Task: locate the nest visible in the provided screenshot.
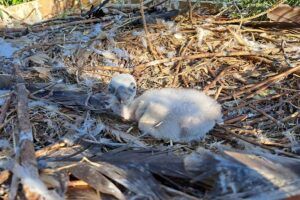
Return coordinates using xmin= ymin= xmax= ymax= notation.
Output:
xmin=0 ymin=1 xmax=299 ymax=199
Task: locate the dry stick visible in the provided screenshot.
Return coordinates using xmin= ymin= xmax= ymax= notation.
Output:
xmin=31 ymin=18 xmax=111 ymax=32
xmin=32 ymin=15 xmax=85 ymax=27
xmin=282 ymin=111 xmax=299 ymax=123
xmin=229 ymin=64 xmax=300 ymax=100
xmin=35 ymin=142 xmax=66 ymax=158
xmin=247 ymin=56 xmax=274 ymax=65
xmin=224 ymin=114 xmax=248 ymax=124
xmin=227 ymin=27 xmax=248 ymax=47
xmin=29 ymin=81 xmax=61 ymax=97
xmin=0 ymin=116 xmax=14 ymax=132
xmin=15 ymin=83 xmax=41 ymax=199
xmin=145 ymin=0 xmax=168 ymax=11
xmin=107 ymin=3 xmax=148 ymax=9
xmin=172 ymin=38 xmax=194 ymax=87
xmin=223 ymin=92 xmax=286 ymax=116
xmin=247 ymin=103 xmax=283 ymax=127
xmin=1 ymin=18 xmax=105 ymax=35
xmin=214 ymin=85 xmax=223 ymax=100
xmin=203 ymin=65 xmax=234 ymax=93
xmin=9 ymin=64 xmax=47 ymax=199
xmin=213 ymin=0 xmax=286 ymax=24
xmin=243 ymin=81 xmax=274 ymax=99
xmin=188 ymin=0 xmax=193 ymax=23
xmin=134 ymin=51 xmax=260 ymax=75
xmin=247 ymin=116 xmax=269 ymax=126
xmin=162 ymin=185 xmax=199 ymax=200
xmin=218 ymin=125 xmax=300 ymax=158
xmin=140 ymin=0 xmax=158 ymax=59
xmin=0 ymin=92 xmax=12 ymax=124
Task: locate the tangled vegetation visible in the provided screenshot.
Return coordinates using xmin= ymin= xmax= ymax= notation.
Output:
xmin=216 ymin=0 xmax=300 ymax=18
xmin=0 ymin=0 xmax=299 ymax=21
xmin=0 ymin=0 xmax=299 ymax=7
xmin=0 ymin=0 xmax=30 ymax=6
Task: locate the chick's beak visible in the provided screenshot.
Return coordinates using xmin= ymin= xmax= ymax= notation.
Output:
xmin=116 ymin=86 xmax=129 ymax=104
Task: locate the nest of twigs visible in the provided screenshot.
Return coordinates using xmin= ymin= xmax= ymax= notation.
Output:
xmin=0 ymin=1 xmax=299 ymax=199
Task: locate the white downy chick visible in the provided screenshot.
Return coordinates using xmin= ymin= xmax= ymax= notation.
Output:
xmin=108 ymin=74 xmax=223 ymax=142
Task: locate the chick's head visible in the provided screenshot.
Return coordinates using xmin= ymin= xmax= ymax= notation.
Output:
xmin=108 ymin=73 xmax=137 ymax=105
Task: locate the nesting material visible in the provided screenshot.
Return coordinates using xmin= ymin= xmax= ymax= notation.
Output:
xmin=1 ymin=2 xmax=300 ymax=199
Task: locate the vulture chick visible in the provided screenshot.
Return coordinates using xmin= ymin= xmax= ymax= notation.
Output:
xmin=108 ymin=74 xmax=222 ymax=142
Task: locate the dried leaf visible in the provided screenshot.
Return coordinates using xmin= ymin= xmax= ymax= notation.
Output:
xmin=28 ymin=53 xmax=51 ymax=65
xmin=39 ymin=173 xmax=61 ymax=188
xmin=70 ymin=163 xmax=125 ymax=200
xmin=32 ymin=67 xmax=52 ymax=79
xmin=66 ymin=186 xmax=100 ymax=200
xmin=82 ymin=159 xmax=169 ymax=199
xmin=107 ymin=127 xmax=147 ymax=147
xmin=232 ymin=73 xmax=247 ymax=83
xmin=267 ymin=4 xmax=300 ymax=23
xmin=0 ymin=170 xmax=10 ymax=185
xmin=101 ymin=51 xmax=117 ymax=60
